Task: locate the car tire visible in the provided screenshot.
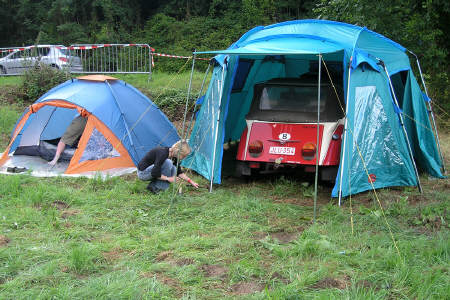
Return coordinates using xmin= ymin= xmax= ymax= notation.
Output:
xmin=319 ymin=166 xmax=338 ymax=183
xmin=0 ymin=66 xmax=6 ymax=74
xmin=235 ymin=161 xmax=252 ymax=178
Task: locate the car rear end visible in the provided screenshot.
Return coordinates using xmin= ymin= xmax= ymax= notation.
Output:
xmin=235 ymin=77 xmax=344 ymax=180
xmin=44 ymin=47 xmax=83 ymax=72
xmin=56 ymin=48 xmax=83 ymax=72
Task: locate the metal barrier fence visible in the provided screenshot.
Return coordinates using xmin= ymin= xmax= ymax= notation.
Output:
xmin=0 ymin=44 xmax=153 ymax=77
xmin=69 ymin=44 xmax=153 ymax=74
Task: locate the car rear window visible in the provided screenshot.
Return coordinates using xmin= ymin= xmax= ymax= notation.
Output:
xmin=259 ymin=85 xmax=327 ymax=113
xmin=248 ymin=83 xmax=344 ymax=122
xmin=10 ymin=51 xmax=24 ymax=59
xmin=37 ymin=47 xmax=50 ymax=56
xmin=59 ymin=49 xmax=72 ymax=56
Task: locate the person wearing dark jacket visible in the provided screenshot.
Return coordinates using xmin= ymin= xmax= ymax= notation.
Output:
xmin=137 ymin=140 xmax=199 ymax=194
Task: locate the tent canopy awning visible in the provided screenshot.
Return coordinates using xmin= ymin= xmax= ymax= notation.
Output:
xmin=195 ymin=37 xmax=381 ymax=71
xmin=195 ymin=36 xmax=346 ymax=56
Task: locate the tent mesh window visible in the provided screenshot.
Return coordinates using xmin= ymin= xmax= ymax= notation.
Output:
xmin=79 ymin=128 xmax=120 ymax=162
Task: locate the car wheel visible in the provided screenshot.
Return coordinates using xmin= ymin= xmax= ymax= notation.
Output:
xmin=0 ymin=66 xmax=6 ymax=74
xmin=50 ymin=64 xmax=59 ymax=70
xmin=235 ymin=161 xmax=252 ymax=178
xmin=319 ymin=166 xmax=338 ymax=184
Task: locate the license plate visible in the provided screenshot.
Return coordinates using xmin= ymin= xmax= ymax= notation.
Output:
xmin=269 ymin=146 xmax=295 ymax=155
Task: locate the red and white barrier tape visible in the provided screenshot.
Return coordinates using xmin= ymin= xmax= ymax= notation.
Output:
xmin=0 ymin=45 xmax=37 ymax=53
xmin=1 ymin=44 xmax=155 ymax=53
xmin=1 ymin=45 xmax=212 ymax=65
xmin=152 ymin=52 xmax=210 ymax=61
xmin=64 ymin=44 xmax=155 ymax=51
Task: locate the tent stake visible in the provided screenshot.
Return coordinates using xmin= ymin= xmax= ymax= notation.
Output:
xmin=381 ymin=61 xmax=423 ymax=193
xmin=313 ymin=54 xmax=322 ymax=223
xmin=338 ymin=60 xmax=353 ymax=205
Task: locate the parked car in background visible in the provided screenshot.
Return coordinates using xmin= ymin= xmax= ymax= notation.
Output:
xmin=0 ymin=45 xmax=82 ymax=74
xmin=235 ymin=74 xmax=345 ymax=181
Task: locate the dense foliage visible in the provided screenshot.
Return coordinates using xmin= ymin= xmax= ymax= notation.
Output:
xmin=315 ymin=0 xmax=449 ymax=111
xmin=21 ymin=65 xmax=72 ymax=103
xmin=0 ymin=0 xmax=448 ymax=107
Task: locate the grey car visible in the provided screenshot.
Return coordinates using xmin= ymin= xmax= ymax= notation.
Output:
xmin=0 ymin=45 xmax=83 ymax=74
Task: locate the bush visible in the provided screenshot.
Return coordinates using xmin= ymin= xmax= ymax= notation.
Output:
xmin=151 ymin=89 xmax=195 ymax=121
xmin=21 ymin=64 xmax=72 ymax=103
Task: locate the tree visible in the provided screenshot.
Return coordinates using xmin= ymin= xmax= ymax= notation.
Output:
xmin=314 ymin=0 xmax=449 ymax=109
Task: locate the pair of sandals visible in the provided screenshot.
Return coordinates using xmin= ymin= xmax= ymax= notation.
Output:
xmin=6 ymin=166 xmax=28 ymax=173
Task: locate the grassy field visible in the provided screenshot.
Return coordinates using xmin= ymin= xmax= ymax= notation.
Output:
xmin=0 ymin=74 xmax=449 ymax=299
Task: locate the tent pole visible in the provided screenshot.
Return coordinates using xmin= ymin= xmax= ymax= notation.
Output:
xmin=411 ymin=53 xmax=445 ymax=173
xmin=171 ymin=53 xmax=196 ymax=200
xmin=380 ymin=61 xmax=423 ymax=193
xmin=313 ymin=54 xmax=322 ymax=223
xmin=181 ymin=52 xmax=196 ymax=141
xmin=338 ymin=60 xmax=353 ymax=205
xmin=186 ymin=63 xmax=211 ymax=137
xmin=209 ymin=61 xmax=227 ymax=192
xmin=105 ymin=80 xmax=134 ymax=147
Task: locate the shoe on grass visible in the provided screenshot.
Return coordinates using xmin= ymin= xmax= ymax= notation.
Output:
xmin=146 ymin=183 xmax=161 ymax=195
xmin=6 ymin=166 xmax=28 ymax=173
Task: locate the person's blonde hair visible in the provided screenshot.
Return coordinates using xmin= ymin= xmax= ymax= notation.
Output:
xmin=171 ymin=140 xmax=191 ymax=160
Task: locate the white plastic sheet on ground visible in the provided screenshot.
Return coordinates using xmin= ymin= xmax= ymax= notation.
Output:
xmin=0 ymin=152 xmax=136 ymax=178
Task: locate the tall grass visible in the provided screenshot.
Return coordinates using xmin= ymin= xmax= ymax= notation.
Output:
xmin=0 ymin=76 xmax=22 ymax=86
xmin=101 ymin=71 xmax=209 ymax=121
xmin=0 ymin=103 xmax=21 ymax=149
xmin=0 ymin=171 xmax=447 ymax=299
xmin=0 ymin=73 xmax=448 ymax=299
xmin=114 ymin=71 xmax=209 ymax=96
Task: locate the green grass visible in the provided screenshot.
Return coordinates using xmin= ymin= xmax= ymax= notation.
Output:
xmin=0 ymin=103 xmax=22 ymax=149
xmin=115 ymin=71 xmax=211 ymax=122
xmin=115 ymin=70 xmax=209 ymax=93
xmin=0 ymin=171 xmax=448 ymax=299
xmin=0 ymin=73 xmax=449 ymax=299
xmin=0 ymin=76 xmax=22 ymax=86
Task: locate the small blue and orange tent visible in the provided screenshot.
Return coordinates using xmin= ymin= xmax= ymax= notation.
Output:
xmin=0 ymin=75 xmax=179 ymax=175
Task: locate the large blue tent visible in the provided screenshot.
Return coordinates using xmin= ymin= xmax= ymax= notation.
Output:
xmin=183 ymin=19 xmax=444 ymax=197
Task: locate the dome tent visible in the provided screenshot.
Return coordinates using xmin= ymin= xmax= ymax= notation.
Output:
xmin=183 ymin=19 xmax=445 ymax=198
xmin=0 ymin=75 xmax=179 ymax=176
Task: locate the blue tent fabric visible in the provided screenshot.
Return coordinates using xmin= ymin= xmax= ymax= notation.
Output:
xmin=402 ymin=71 xmax=445 ymax=178
xmin=331 ymin=68 xmax=417 ymax=197
xmin=10 ymin=78 xmax=179 ymax=166
xmin=183 ymin=63 xmax=228 ymax=182
xmin=184 ymin=19 xmax=444 ymax=196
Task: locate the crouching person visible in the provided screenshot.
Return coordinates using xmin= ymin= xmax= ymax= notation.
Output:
xmin=137 ymin=140 xmax=199 ymax=194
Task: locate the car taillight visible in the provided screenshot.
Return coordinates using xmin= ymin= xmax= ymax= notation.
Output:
xmin=59 ymin=57 xmax=68 ymax=62
xmin=248 ymin=140 xmax=263 ymax=158
xmin=302 ymin=142 xmax=316 ymax=160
